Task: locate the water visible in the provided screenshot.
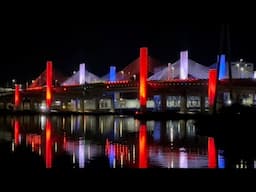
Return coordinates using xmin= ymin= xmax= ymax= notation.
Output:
xmin=0 ymin=115 xmax=252 ymax=169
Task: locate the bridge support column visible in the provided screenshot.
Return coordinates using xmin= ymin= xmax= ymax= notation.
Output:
xmin=179 ymin=120 xmax=186 ymax=138
xmin=200 ymin=95 xmax=205 ymax=113
xmin=14 ymin=84 xmax=21 ymax=110
xmin=30 ymin=99 xmax=35 ymax=111
xmin=71 ymin=99 xmax=77 ymax=112
xmin=180 ymin=95 xmax=187 ymax=113
xmin=80 ymin=99 xmax=84 ymax=113
xmin=109 ymin=98 xmax=115 ymax=112
xmin=95 ymin=98 xmax=99 ymax=111
xmin=253 ymin=93 xmax=256 ymax=105
xmin=114 ymin=92 xmax=120 ymax=109
xmin=161 ymin=95 xmax=167 ymax=112
xmin=232 ymin=91 xmax=241 ymax=104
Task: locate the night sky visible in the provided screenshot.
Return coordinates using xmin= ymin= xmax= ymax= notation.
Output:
xmin=1 ymin=21 xmax=256 ymax=85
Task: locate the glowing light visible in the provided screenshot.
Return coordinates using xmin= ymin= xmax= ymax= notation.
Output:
xmin=14 ymin=119 xmax=20 ymax=145
xmin=208 ymin=69 xmax=217 ymax=108
xmin=110 ymin=66 xmax=116 ymax=82
xmin=139 ymin=47 xmax=148 ymax=111
xmin=153 ymin=121 xmax=161 ymax=142
xmin=254 ymin=71 xmax=256 ymax=79
xmin=180 ymin=50 xmax=188 ymax=80
xmin=15 ymin=84 xmax=20 ymax=108
xmin=40 ymin=103 xmax=47 ymax=112
xmin=79 ymin=63 xmax=85 ymax=85
xmin=139 ymin=123 xmax=148 ymax=168
xmin=218 ymin=150 xmax=225 ymax=169
xmin=45 ymin=118 xmax=52 ymax=168
xmin=179 ymin=149 xmax=188 ymax=168
xmin=219 ymin=54 xmax=227 ymax=80
xmin=79 ymin=140 xmax=85 ymax=168
xmin=208 ymin=137 xmax=217 ymax=168
xmin=46 ymin=61 xmax=53 ymax=109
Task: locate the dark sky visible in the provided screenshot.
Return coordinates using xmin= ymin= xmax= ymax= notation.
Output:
xmin=1 ymin=21 xmax=255 ymax=85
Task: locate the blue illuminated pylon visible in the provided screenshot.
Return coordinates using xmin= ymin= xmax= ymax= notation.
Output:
xmin=219 ymin=54 xmax=227 ymax=80
xmin=110 ymin=66 xmax=116 ymax=82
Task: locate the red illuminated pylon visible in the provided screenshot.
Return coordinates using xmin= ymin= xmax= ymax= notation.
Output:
xmin=139 ymin=48 xmax=148 ymax=112
xmin=46 ymin=61 xmax=53 ymax=109
xmin=208 ymin=69 xmax=217 ymax=108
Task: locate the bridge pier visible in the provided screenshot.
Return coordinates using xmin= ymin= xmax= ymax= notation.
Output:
xmin=80 ymin=99 xmax=84 ymax=113
xmin=14 ymin=84 xmax=21 ymax=110
xmin=200 ymin=95 xmax=206 ymax=113
xmin=114 ymin=92 xmax=120 ymax=109
xmin=180 ymin=95 xmax=187 ymax=113
xmin=160 ymin=94 xmax=167 ymax=112
xmin=232 ymin=91 xmax=241 ymax=104
xmin=30 ymin=99 xmax=35 ymax=111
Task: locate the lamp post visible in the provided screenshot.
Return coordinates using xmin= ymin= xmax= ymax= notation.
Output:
xmin=12 ymin=79 xmax=16 ymax=88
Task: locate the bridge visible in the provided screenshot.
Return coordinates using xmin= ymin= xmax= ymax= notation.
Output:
xmin=1 ymin=48 xmax=256 ymax=114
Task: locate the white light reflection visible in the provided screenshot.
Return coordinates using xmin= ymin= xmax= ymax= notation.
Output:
xmin=11 ymin=141 xmax=14 ymax=152
xmin=87 ymin=145 xmax=91 ymax=159
xmin=121 ymin=154 xmax=124 ymax=168
xmin=179 ymin=148 xmax=188 ymax=169
xmin=39 ymin=147 xmax=42 ymax=156
xmin=170 ymin=127 xmax=174 ymax=143
xmin=32 ymin=142 xmax=35 ymax=152
xmin=40 ymin=115 xmax=46 ymax=130
xmin=100 ymin=119 xmax=104 ymax=134
xmin=79 ymin=140 xmax=85 ymax=168
xmin=72 ymin=153 xmax=76 ymax=165
xmin=54 ymin=142 xmax=58 ymax=153
xmin=133 ymin=145 xmax=136 ymax=164
xmin=71 ymin=116 xmax=74 ymax=134
xmin=62 ymin=117 xmax=65 ymax=130
xmin=120 ymin=120 xmax=123 ymax=137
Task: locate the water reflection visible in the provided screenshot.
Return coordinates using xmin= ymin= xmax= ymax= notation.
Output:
xmin=45 ymin=118 xmax=52 ymax=168
xmin=0 ymin=115 xmax=251 ymax=168
xmin=139 ymin=122 xmax=148 ymax=168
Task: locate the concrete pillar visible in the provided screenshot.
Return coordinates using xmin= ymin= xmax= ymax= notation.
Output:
xmin=14 ymin=84 xmax=21 ymax=110
xmin=200 ymin=95 xmax=205 ymax=113
xmin=71 ymin=99 xmax=76 ymax=112
xmin=114 ymin=92 xmax=120 ymax=109
xmin=232 ymin=91 xmax=240 ymax=104
xmin=110 ymin=98 xmax=115 ymax=112
xmin=30 ymin=99 xmax=34 ymax=111
xmin=180 ymin=95 xmax=187 ymax=113
xmin=253 ymin=93 xmax=256 ymax=105
xmin=161 ymin=95 xmax=167 ymax=112
xmin=95 ymin=98 xmax=99 ymax=111
xmin=80 ymin=99 xmax=84 ymax=113
xmin=179 ymin=120 xmax=186 ymax=139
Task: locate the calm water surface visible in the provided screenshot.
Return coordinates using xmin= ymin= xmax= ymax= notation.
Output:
xmin=0 ymin=115 xmax=253 ymax=169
